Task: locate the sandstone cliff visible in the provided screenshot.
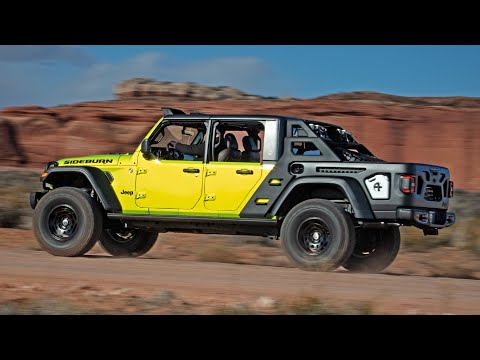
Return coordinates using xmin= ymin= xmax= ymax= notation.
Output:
xmin=1 ymin=78 xmax=479 ymax=191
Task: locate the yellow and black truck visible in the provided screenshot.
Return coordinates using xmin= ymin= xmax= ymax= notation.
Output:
xmin=30 ymin=108 xmax=456 ymax=272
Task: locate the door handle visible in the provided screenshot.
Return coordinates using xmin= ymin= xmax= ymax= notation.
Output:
xmin=236 ymin=169 xmax=254 ymax=175
xmin=183 ymin=168 xmax=200 ymax=173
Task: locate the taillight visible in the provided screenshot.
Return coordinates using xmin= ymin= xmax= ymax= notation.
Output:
xmin=400 ymin=175 xmax=416 ymax=194
xmin=448 ymin=181 xmax=454 ymax=198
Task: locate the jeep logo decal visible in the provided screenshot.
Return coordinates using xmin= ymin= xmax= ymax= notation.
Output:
xmin=64 ymin=159 xmax=114 ymax=165
xmin=121 ymin=190 xmax=134 ymax=196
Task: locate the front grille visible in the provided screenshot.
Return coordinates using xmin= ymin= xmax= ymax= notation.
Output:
xmin=425 ymin=185 xmax=442 ymax=202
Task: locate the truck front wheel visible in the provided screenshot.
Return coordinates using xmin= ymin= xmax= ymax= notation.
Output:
xmin=33 ymin=187 xmax=103 ymax=257
xmin=343 ymin=227 xmax=400 ymax=273
xmin=280 ymin=199 xmax=355 ymax=271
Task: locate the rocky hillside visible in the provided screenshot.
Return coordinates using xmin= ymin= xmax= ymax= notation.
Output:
xmin=114 ymin=78 xmax=291 ymax=101
xmin=1 ymin=78 xmax=479 ymax=191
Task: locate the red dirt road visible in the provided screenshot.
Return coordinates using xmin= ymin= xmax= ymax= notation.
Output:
xmin=0 ymin=246 xmax=479 ymax=314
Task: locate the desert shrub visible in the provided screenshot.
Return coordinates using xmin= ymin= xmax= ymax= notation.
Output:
xmin=0 ymin=206 xmax=23 ymax=228
xmin=400 ymin=190 xmax=480 ymax=255
xmin=0 ymin=298 xmax=97 ymax=315
xmin=274 ymin=296 xmax=374 ymax=315
xmin=0 ymin=169 xmax=41 ymax=229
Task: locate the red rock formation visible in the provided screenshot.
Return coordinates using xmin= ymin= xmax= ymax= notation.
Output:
xmin=1 ymin=83 xmax=479 ymax=191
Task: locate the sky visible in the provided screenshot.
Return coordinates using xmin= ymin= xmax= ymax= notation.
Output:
xmin=0 ymin=45 xmax=479 ymax=108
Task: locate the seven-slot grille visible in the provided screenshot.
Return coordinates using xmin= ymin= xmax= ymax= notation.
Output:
xmin=419 ymin=169 xmax=450 ymax=201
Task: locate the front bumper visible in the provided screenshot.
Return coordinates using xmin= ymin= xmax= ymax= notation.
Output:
xmin=397 ymin=208 xmax=455 ymax=229
xmin=30 ymin=191 xmax=47 ymax=210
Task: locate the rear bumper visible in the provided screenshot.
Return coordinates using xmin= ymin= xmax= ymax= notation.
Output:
xmin=397 ymin=208 xmax=455 ymax=229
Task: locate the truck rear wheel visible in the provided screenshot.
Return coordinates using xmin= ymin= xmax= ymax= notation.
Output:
xmin=99 ymin=229 xmax=158 ymax=257
xmin=280 ymin=199 xmax=355 ymax=271
xmin=343 ymin=227 xmax=400 ymax=273
xmin=33 ymin=187 xmax=103 ymax=257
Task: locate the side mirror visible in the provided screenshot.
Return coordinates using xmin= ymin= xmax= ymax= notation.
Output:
xmin=141 ymin=139 xmax=151 ymax=156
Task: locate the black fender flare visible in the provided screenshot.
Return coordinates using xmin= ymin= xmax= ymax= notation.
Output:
xmin=43 ymin=167 xmax=122 ymax=212
xmin=269 ymin=177 xmax=374 ymax=220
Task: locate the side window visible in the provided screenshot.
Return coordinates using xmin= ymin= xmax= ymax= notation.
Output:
xmin=292 ymin=124 xmax=308 ymax=137
xmin=291 ymin=141 xmax=322 ymax=156
xmin=153 ymin=125 xmax=198 ymax=148
xmin=150 ymin=122 xmax=206 ymax=161
xmin=212 ymin=121 xmax=264 ymax=163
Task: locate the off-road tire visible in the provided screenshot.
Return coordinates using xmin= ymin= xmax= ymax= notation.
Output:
xmin=343 ymin=227 xmax=400 ymax=273
xmin=99 ymin=229 xmax=158 ymax=257
xmin=33 ymin=187 xmax=103 ymax=257
xmin=280 ymin=199 xmax=355 ymax=271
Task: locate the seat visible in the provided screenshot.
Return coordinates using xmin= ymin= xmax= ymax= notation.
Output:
xmin=217 ymin=133 xmax=242 ymax=162
xmin=241 ymin=135 xmax=260 ymax=162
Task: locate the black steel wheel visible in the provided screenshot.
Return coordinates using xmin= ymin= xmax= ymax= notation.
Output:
xmin=99 ymin=229 xmax=157 ymax=257
xmin=281 ymin=199 xmax=355 ymax=271
xmin=33 ymin=187 xmax=103 ymax=256
xmin=343 ymin=227 xmax=400 ymax=273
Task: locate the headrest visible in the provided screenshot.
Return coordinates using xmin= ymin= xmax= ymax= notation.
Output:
xmin=214 ymin=128 xmax=224 ymax=149
xmin=225 ymin=133 xmax=238 ymax=151
xmin=242 ymin=136 xmax=258 ymax=152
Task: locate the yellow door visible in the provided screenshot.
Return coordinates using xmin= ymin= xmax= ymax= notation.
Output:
xmin=204 ymin=162 xmax=262 ymax=211
xmin=135 ymin=155 xmax=204 ymax=210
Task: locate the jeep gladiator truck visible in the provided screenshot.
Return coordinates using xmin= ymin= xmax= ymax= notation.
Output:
xmin=30 ymin=108 xmax=456 ymax=272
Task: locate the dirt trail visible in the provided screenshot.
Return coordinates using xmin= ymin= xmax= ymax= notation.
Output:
xmin=0 ymin=246 xmax=479 ymax=314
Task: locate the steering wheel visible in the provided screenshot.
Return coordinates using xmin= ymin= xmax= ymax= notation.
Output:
xmin=166 ymin=141 xmax=184 ymax=160
xmin=167 ymin=148 xmax=184 ymax=160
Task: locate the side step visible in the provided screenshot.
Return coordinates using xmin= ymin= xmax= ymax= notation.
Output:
xmin=107 ymin=214 xmax=276 ymax=225
xmin=106 ymin=214 xmax=279 ymax=237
